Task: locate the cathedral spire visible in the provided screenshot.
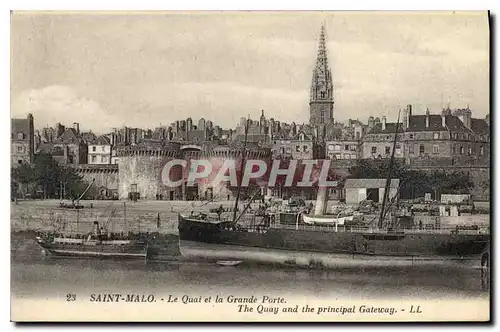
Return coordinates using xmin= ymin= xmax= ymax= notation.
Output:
xmin=316 ymin=23 xmax=328 ymax=68
xmin=309 ymin=23 xmax=334 ymax=129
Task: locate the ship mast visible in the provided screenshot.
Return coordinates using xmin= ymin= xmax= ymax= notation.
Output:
xmin=232 ymin=116 xmax=250 ymax=223
xmin=378 ymin=109 xmax=401 ymax=229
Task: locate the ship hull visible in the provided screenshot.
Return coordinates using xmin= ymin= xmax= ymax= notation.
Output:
xmin=36 ymin=242 xmax=147 ymax=259
xmin=178 ymin=215 xmax=490 ymax=268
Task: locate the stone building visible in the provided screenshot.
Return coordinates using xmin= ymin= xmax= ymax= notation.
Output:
xmin=11 ymin=113 xmax=35 ymax=167
xmin=325 ymin=119 xmax=365 ymax=160
xmin=362 ymin=104 xmax=489 ymax=162
xmin=361 ymin=116 xmax=404 ymax=159
xmin=88 ymin=135 xmax=113 ymax=165
xmin=37 ymin=124 xmax=88 ymax=165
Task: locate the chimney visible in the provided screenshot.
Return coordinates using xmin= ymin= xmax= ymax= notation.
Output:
xmin=406 ymin=104 xmax=412 ymax=129
xmin=425 ymin=109 xmax=430 ymax=128
xmin=382 ymin=116 xmax=387 ymax=131
xmin=441 ymin=113 xmax=446 ymax=128
xmin=368 ymin=116 xmax=374 ymax=129
xmin=73 ymin=122 xmax=80 ymax=135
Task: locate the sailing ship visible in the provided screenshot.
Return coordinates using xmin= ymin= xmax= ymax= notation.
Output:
xmin=35 ymin=207 xmax=149 ymax=259
xmin=177 ymin=113 xmax=490 ymax=268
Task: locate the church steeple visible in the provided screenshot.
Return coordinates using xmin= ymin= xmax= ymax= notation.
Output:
xmin=309 ymin=24 xmax=334 ymax=128
xmin=316 ymin=24 xmax=328 ymax=68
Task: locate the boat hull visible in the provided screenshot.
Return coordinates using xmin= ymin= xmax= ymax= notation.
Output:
xmin=178 ymin=215 xmax=490 ymax=268
xmin=36 ymin=242 xmax=148 ymax=259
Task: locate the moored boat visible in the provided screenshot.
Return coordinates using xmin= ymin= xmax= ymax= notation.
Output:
xmin=35 ymin=220 xmax=148 ymax=259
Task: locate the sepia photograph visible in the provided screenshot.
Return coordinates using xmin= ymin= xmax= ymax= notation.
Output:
xmin=9 ymin=10 xmax=491 ymax=322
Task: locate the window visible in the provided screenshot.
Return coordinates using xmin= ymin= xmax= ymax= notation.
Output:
xmin=102 ymin=146 xmax=105 ymax=152
xmin=409 ymin=144 xmax=414 ymax=154
xmin=320 ymin=110 xmax=325 ymax=123
xmin=409 ymin=134 xmax=414 ymax=139
xmin=303 ymin=145 xmax=308 ymax=152
xmin=371 ymin=146 xmax=377 ymax=154
xmin=468 ymin=146 xmax=472 ymax=155
xmin=335 ymin=145 xmax=341 ymax=151
xmin=385 ymin=146 xmax=390 ymax=155
xmin=17 ymin=146 xmax=23 ymax=153
xmin=91 ymin=156 xmax=97 ymax=162
xmin=460 ymin=146 xmax=464 ymax=155
xmin=432 ymin=145 xmax=439 ymax=154
xmin=280 ymin=147 xmax=285 ymax=154
xmin=433 ymin=132 xmax=440 ymax=139
xmin=296 ymin=145 xmax=300 ymax=152
xmin=114 ymin=159 xmax=119 ymax=164
xmin=344 ymin=154 xmax=350 ymax=159
xmin=320 ymin=91 xmax=326 ymax=98
xmin=101 ymin=156 xmax=107 ymax=163
xmin=452 ymin=145 xmax=456 ymax=154
xmin=92 ymin=146 xmax=96 ymax=152
xmin=130 ymin=184 xmax=138 ymax=193
xmin=327 ymin=144 xmax=334 ymax=151
xmin=18 ymin=159 xmax=22 ymax=164
xmin=300 ymin=134 xmax=305 ymax=141
xmin=480 ymin=146 xmax=484 ymax=155
xmin=419 ymin=145 xmax=425 ymax=154
xmin=350 ymin=145 xmax=357 ymax=152
xmin=356 ymin=132 xmax=360 ymax=140
xmin=17 ymin=133 xmax=24 ymax=139
xmin=344 ymin=145 xmax=349 ymax=151
xmin=395 ymin=144 xmax=401 ymax=154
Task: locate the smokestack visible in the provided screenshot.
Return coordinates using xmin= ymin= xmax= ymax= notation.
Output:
xmin=382 ymin=116 xmax=387 ymax=131
xmin=73 ymin=122 xmax=80 ymax=135
xmin=441 ymin=113 xmax=446 ymax=128
xmin=425 ymin=109 xmax=430 ymax=128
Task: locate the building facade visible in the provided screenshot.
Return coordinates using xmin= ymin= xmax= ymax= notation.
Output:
xmin=88 ymin=135 xmax=113 ymax=164
xmin=11 ymin=114 xmax=35 ymax=167
xmin=361 ymin=116 xmax=404 ymax=159
xmin=361 ymin=105 xmax=490 ymax=169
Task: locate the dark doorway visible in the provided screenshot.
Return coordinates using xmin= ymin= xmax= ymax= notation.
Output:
xmin=169 ymin=191 xmax=174 ymax=201
xmin=366 ymin=188 xmax=379 ymax=202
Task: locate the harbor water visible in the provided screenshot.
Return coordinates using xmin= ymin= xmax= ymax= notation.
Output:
xmin=10 ymin=200 xmax=490 ymax=307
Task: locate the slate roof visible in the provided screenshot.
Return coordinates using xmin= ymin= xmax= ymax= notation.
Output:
xmin=442 ymin=115 xmax=472 ymax=133
xmin=81 ymin=131 xmax=97 ymax=143
xmin=11 ymin=118 xmax=29 ymax=139
xmin=55 ymin=128 xmax=83 ymax=144
xmin=366 ymin=123 xmax=403 ymax=134
xmin=90 ymin=135 xmax=111 ymax=146
xmin=290 ymin=130 xmax=313 ymax=141
xmin=471 ymin=118 xmax=489 ymax=135
xmin=345 ymin=178 xmax=400 ymax=189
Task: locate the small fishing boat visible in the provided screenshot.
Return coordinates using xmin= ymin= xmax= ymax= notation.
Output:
xmin=216 ymin=260 xmax=243 ymax=267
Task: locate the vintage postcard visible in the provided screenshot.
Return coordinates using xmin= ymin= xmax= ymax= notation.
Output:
xmin=10 ymin=11 xmax=490 ymax=322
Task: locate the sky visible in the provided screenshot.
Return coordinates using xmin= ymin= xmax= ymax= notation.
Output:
xmin=10 ymin=11 xmax=490 ymax=134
